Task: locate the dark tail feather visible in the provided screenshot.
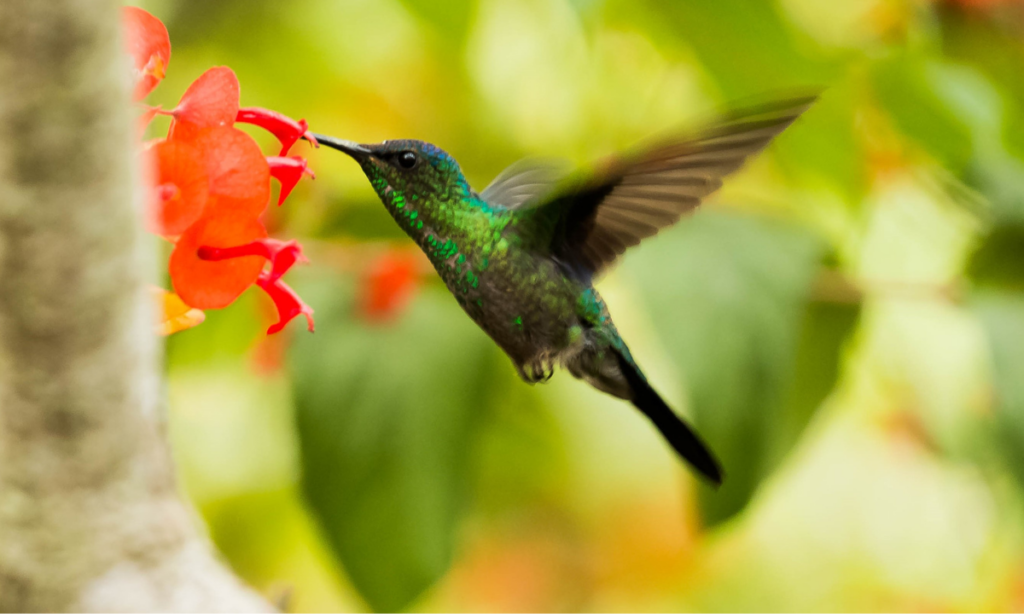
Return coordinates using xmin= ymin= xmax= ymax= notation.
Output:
xmin=613 ymin=350 xmax=723 ymax=485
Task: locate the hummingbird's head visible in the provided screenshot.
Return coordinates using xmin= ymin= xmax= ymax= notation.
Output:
xmin=314 ymin=135 xmax=472 ymax=209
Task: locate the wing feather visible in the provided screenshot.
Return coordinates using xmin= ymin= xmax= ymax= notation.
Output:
xmin=542 ymin=96 xmax=815 ymax=277
xmin=479 ymin=158 xmax=571 ymax=209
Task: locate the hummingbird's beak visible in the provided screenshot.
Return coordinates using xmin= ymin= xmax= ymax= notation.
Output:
xmin=311 ymin=133 xmax=371 ymax=159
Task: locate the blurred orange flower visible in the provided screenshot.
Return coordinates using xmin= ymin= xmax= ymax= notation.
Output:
xmin=124 ymin=7 xmax=317 ymax=335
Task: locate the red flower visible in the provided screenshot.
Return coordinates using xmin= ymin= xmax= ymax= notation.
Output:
xmin=198 ymin=238 xmax=306 ymax=285
xmin=123 ymin=7 xmax=170 ymax=101
xmin=361 ymin=250 xmax=422 ymax=322
xmin=124 ymin=7 xmax=317 ymax=335
xmin=187 ymin=126 xmax=272 ymax=218
xmin=170 ymin=210 xmax=268 ymax=309
xmin=267 ymin=156 xmax=315 ymax=206
xmin=148 ymin=138 xmax=209 ymax=237
xmin=257 ymin=274 xmax=315 ymax=334
xmin=237 ymin=107 xmax=319 ymax=156
xmin=195 ymin=238 xmax=311 ymax=333
xmin=169 ymin=67 xmax=241 ymax=141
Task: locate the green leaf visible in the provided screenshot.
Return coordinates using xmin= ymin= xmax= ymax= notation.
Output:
xmin=627 ymin=210 xmax=857 ymax=525
xmin=967 ymin=223 xmax=1024 ymax=292
xmin=773 ymin=299 xmax=860 ymax=462
xmin=871 ymin=51 xmax=1024 ymax=230
xmin=965 ymin=155 xmax=1024 ymax=228
xmin=973 ymin=292 xmax=1024 ymax=488
xmin=290 ymin=278 xmax=494 ymax=612
xmin=871 ymin=54 xmax=978 ymax=173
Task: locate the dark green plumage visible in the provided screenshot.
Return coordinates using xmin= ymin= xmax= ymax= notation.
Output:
xmin=314 ymin=96 xmax=814 ymax=484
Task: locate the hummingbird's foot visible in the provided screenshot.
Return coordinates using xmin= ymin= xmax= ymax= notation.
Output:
xmin=516 ymin=356 xmax=555 ymax=384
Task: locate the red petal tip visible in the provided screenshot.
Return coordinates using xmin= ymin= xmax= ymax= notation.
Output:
xmin=267 ymin=156 xmax=314 ymax=205
xmin=236 ymin=107 xmax=315 ymax=156
xmin=197 ymin=237 xmax=307 ymax=284
xmin=257 ymin=275 xmax=314 ymax=334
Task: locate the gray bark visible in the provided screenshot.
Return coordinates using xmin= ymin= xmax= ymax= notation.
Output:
xmin=0 ymin=1 xmax=271 ymax=610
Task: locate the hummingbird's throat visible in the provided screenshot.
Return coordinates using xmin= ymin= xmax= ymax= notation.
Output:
xmin=381 ymin=185 xmax=425 ymax=234
xmin=361 ymin=162 xmax=424 ymax=233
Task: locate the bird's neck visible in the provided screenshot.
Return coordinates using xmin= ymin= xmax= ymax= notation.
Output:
xmin=374 ymin=187 xmax=512 ymax=294
xmin=379 ymin=183 xmax=499 ymax=255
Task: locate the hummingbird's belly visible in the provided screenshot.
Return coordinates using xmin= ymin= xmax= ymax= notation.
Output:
xmin=451 ymin=250 xmax=583 ymax=374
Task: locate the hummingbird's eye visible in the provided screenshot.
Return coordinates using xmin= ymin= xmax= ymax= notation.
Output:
xmin=396 ymin=151 xmax=418 ymax=169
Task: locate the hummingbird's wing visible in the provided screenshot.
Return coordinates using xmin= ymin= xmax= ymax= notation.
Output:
xmin=480 ymin=158 xmax=572 ymax=209
xmin=535 ymin=96 xmax=815 ymax=278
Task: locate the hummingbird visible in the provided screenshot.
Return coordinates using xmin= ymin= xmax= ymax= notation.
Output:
xmin=314 ymin=97 xmax=814 ymax=484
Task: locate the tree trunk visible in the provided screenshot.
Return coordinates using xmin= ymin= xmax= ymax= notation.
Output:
xmin=0 ymin=1 xmax=271 ymax=610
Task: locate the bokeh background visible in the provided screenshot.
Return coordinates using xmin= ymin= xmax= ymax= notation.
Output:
xmin=135 ymin=0 xmax=1024 ymax=610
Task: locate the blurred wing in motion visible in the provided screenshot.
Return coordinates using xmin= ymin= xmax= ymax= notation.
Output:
xmin=480 ymin=158 xmax=572 ymax=209
xmin=535 ymin=96 xmax=816 ymax=278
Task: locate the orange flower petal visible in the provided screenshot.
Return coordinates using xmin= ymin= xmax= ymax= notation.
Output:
xmin=182 ymin=126 xmax=271 ymax=218
xmin=169 ymin=67 xmax=240 ymax=138
xmin=148 ymin=138 xmax=209 ymax=236
xmin=122 ymin=7 xmax=171 ymax=101
xmin=170 ymin=209 xmax=268 ymax=309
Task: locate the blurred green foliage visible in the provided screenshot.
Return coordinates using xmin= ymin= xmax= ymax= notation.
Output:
xmin=629 ymin=211 xmax=839 ymax=524
xmin=975 ymin=292 xmax=1024 ymax=489
xmin=142 ymin=0 xmax=1024 ymax=610
xmin=291 ymin=279 xmax=495 ymax=611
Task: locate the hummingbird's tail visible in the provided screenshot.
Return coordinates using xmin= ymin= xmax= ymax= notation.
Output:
xmin=612 ymin=349 xmax=723 ymax=485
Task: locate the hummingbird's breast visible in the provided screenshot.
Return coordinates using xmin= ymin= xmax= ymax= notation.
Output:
xmin=436 ymin=218 xmax=586 ymax=370
xmin=396 ymin=195 xmax=587 ymax=372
